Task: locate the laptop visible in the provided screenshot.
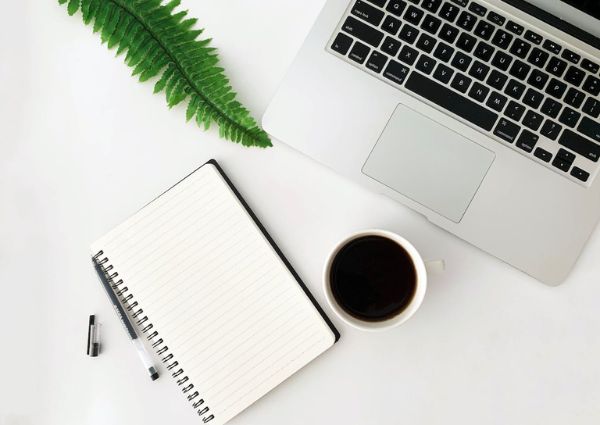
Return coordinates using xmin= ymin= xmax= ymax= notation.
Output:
xmin=263 ymin=0 xmax=600 ymax=285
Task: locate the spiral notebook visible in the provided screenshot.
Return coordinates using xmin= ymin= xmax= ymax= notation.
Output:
xmin=91 ymin=160 xmax=339 ymax=425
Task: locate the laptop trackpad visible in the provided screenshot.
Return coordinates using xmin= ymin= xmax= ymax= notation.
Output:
xmin=362 ymin=104 xmax=495 ymax=223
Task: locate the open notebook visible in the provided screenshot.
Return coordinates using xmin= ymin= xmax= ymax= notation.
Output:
xmin=91 ymin=160 xmax=339 ymax=424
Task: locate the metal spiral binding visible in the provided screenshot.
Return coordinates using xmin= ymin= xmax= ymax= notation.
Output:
xmin=93 ymin=250 xmax=215 ymax=423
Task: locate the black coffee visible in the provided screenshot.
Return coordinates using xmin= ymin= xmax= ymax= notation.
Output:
xmin=330 ymin=235 xmax=417 ymax=322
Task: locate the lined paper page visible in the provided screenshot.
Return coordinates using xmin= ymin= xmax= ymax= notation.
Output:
xmin=91 ymin=163 xmax=335 ymax=425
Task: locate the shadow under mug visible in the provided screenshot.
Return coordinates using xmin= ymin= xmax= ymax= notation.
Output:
xmin=323 ymin=229 xmax=444 ymax=331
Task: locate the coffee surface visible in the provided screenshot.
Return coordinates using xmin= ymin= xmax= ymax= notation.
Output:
xmin=330 ymin=236 xmax=417 ymax=322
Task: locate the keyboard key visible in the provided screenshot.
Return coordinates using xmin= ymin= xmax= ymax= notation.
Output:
xmin=571 ymin=167 xmax=590 ymax=182
xmin=469 ymin=60 xmax=489 ymax=81
xmin=509 ymin=60 xmax=530 ymax=79
xmin=487 ymin=69 xmax=508 ymax=90
xmin=386 ymin=0 xmax=407 ymax=16
xmin=398 ymin=45 xmax=419 ymax=65
xmin=534 ymin=147 xmax=552 ymax=162
xmin=474 ymin=41 xmax=495 ymax=62
xmin=494 ymin=118 xmax=520 ymax=142
xmin=452 ymin=51 xmax=472 ymax=71
xmin=451 ymin=0 xmax=468 ymax=6
xmin=456 ymin=33 xmax=477 ymax=53
xmin=506 ymin=20 xmax=524 ymax=35
xmin=487 ymin=11 xmax=504 ymax=25
xmin=457 ymin=11 xmax=478 ymax=31
xmin=439 ymin=2 xmax=460 ymax=22
xmin=468 ymin=2 xmax=487 ymax=16
xmin=527 ymin=69 xmax=549 ymax=90
xmin=433 ymin=42 xmax=455 ymax=62
xmin=421 ymin=14 xmax=442 ymax=34
xmin=491 ymin=51 xmax=512 ymax=71
xmin=516 ymin=129 xmax=539 ymax=152
xmin=349 ymin=41 xmax=371 ymax=64
xmin=565 ymin=66 xmax=585 ymax=87
xmin=416 ymin=54 xmax=437 ymax=74
xmin=505 ymin=100 xmax=526 ymax=121
xmin=564 ymin=87 xmax=585 ymax=109
xmin=381 ymin=15 xmax=402 ymax=35
xmin=405 ymin=72 xmax=499 ymax=130
xmin=559 ymin=129 xmax=600 ymax=162
xmin=542 ymin=39 xmax=562 ymax=54
xmin=381 ymin=36 xmax=402 ymax=56
xmin=439 ymin=23 xmax=459 ymax=43
xmin=552 ymin=156 xmax=571 ymax=172
xmin=365 ymin=0 xmax=386 ymax=6
xmin=331 ymin=33 xmax=353 ymax=55
xmin=559 ymin=107 xmax=581 ymax=128
xmin=546 ymin=78 xmax=567 ymax=99
xmin=486 ymin=91 xmax=508 ymax=111
xmin=583 ymin=98 xmax=600 ymax=118
xmin=468 ymin=82 xmax=490 ymax=102
xmin=383 ymin=60 xmax=411 ymax=84
xmin=582 ymin=75 xmax=600 ymax=96
xmin=343 ymin=17 xmax=385 ymax=47
xmin=524 ymin=30 xmax=542 ymax=45
xmin=509 ymin=39 xmax=531 ymax=58
xmin=561 ymin=49 xmax=580 ymax=64
xmin=557 ymin=148 xmax=576 ymax=164
xmin=540 ymin=98 xmax=562 ymax=118
xmin=505 ymin=79 xmax=525 ymax=99
xmin=433 ymin=63 xmax=454 ymax=83
xmin=399 ymin=24 xmax=420 ymax=43
xmin=405 ymin=5 xmax=425 ymax=25
xmin=523 ymin=88 xmax=544 ymax=109
xmin=522 ymin=110 xmax=543 ymax=131
xmin=578 ymin=116 xmax=600 ymax=143
xmin=546 ymin=57 xmax=567 ymax=77
xmin=491 ymin=29 xmax=513 ymax=50
xmin=366 ymin=51 xmax=389 ymax=72
xmin=451 ymin=72 xmax=472 ymax=93
xmin=581 ymin=58 xmax=600 ymax=74
xmin=416 ymin=33 xmax=437 ymax=53
xmin=422 ymin=0 xmax=443 ymax=13
xmin=474 ymin=20 xmax=494 ymax=40
xmin=540 ymin=119 xmax=562 ymax=140
xmin=352 ymin=0 xmax=386 ymax=26
xmin=527 ymin=47 xmax=549 ymax=68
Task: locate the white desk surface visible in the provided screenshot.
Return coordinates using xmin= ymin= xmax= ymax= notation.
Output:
xmin=2 ymin=1 xmax=600 ymax=424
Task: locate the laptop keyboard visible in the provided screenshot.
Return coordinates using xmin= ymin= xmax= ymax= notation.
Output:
xmin=328 ymin=0 xmax=600 ymax=185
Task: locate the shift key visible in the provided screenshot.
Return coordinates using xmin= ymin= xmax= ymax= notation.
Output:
xmin=342 ymin=16 xmax=385 ymax=47
xmin=559 ymin=129 xmax=600 ymax=162
xmin=578 ymin=116 xmax=600 ymax=143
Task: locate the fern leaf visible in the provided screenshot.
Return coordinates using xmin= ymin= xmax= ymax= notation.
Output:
xmin=59 ymin=0 xmax=271 ymax=148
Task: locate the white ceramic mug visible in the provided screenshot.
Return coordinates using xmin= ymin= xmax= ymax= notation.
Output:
xmin=323 ymin=229 xmax=444 ymax=331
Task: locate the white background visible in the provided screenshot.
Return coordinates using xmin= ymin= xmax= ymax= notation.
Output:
xmin=2 ymin=1 xmax=600 ymax=424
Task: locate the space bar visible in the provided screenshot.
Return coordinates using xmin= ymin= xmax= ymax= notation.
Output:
xmin=405 ymin=72 xmax=498 ymax=132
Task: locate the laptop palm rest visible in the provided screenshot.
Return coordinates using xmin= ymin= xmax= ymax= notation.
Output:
xmin=362 ymin=104 xmax=495 ymax=223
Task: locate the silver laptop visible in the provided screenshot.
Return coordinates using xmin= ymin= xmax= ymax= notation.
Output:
xmin=263 ymin=0 xmax=600 ymax=285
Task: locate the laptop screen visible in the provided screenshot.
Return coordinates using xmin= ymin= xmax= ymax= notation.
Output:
xmin=560 ymin=0 xmax=600 ymax=20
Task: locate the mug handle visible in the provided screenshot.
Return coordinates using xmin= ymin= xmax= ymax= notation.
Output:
xmin=425 ymin=259 xmax=445 ymax=274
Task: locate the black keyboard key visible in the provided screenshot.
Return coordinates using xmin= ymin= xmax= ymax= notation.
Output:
xmin=524 ymin=30 xmax=542 ymax=45
xmin=474 ymin=20 xmax=494 ymax=41
xmin=516 ymin=129 xmax=539 ymax=152
xmin=527 ymin=69 xmax=549 ymax=90
xmin=416 ymin=33 xmax=437 ymax=53
xmin=534 ymin=147 xmax=552 ymax=162
xmin=456 ymin=33 xmax=477 ymax=53
xmin=421 ymin=14 xmax=442 ymax=34
xmin=523 ymin=88 xmax=544 ymax=109
xmin=578 ymin=116 xmax=600 ymax=143
xmin=565 ymin=66 xmax=585 ymax=86
xmin=468 ymin=81 xmax=489 ymax=102
xmin=491 ymin=29 xmax=513 ymax=50
xmin=552 ymin=156 xmax=571 ymax=172
xmin=405 ymin=5 xmax=425 ymax=25
xmin=439 ymin=2 xmax=460 ymax=22
xmin=522 ymin=110 xmax=543 ymax=131
xmin=509 ymin=60 xmax=530 ymax=79
xmin=422 ymin=0 xmax=443 ymax=13
xmin=381 ymin=15 xmax=402 ymax=35
xmin=439 ymin=23 xmax=459 ymax=43
xmin=559 ymin=107 xmax=581 ymax=128
xmin=451 ymin=72 xmax=472 ymax=93
xmin=541 ymin=98 xmax=562 ymax=118
xmin=365 ymin=0 xmax=386 ymax=6
xmin=542 ymin=39 xmax=562 ymax=55
xmin=509 ymin=39 xmax=531 ymax=59
xmin=352 ymin=0 xmax=386 ymax=26
xmin=383 ymin=59 xmax=411 ymax=84
xmin=343 ymin=17 xmax=385 ymax=47
xmin=546 ymin=78 xmax=567 ymax=99
xmin=491 ymin=51 xmax=512 ymax=71
xmin=451 ymin=0 xmax=468 ymax=6
xmin=331 ymin=33 xmax=353 ymax=55
xmin=557 ymin=148 xmax=576 ymax=164
xmin=404 ymin=72 xmax=499 ymax=130
xmin=506 ymin=20 xmax=524 ymax=35
xmin=564 ymin=87 xmax=585 ymax=109
xmin=582 ymin=75 xmax=600 ymax=96
xmin=505 ymin=100 xmax=526 ymax=121
xmin=452 ymin=51 xmax=472 ymax=71
xmin=399 ymin=24 xmax=420 ymax=43
xmin=487 ymin=11 xmax=505 ymax=26
xmin=559 ymin=129 xmax=600 ymax=162
xmin=468 ymin=2 xmax=487 ymax=16
xmin=433 ymin=63 xmax=454 ymax=83
xmin=487 ymin=69 xmax=508 ymax=90
xmin=571 ymin=167 xmax=590 ymax=182
xmin=547 ymin=57 xmax=568 ymax=77
xmin=583 ymin=98 xmax=600 ymax=118
xmin=433 ymin=42 xmax=455 ymax=62
xmin=581 ymin=58 xmax=600 ymax=74
xmin=469 ymin=60 xmax=489 ymax=81
xmin=486 ymin=91 xmax=508 ymax=111
xmin=457 ymin=11 xmax=477 ymax=31
xmin=561 ymin=49 xmax=580 ymax=64
xmin=540 ymin=120 xmax=562 ymax=140
xmin=527 ymin=47 xmax=549 ymax=68
xmin=474 ymin=41 xmax=495 ymax=62
xmin=505 ymin=79 xmax=525 ymax=99
xmin=349 ymin=41 xmax=371 ymax=64
xmin=398 ymin=45 xmax=419 ymax=65
xmin=386 ymin=0 xmax=407 ymax=16
xmin=416 ymin=54 xmax=437 ymax=74
xmin=494 ymin=118 xmax=520 ymax=142
xmin=381 ymin=36 xmax=402 ymax=56
xmin=366 ymin=51 xmax=389 ymax=73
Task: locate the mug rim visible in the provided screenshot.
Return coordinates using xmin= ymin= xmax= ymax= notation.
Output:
xmin=323 ymin=229 xmax=427 ymax=331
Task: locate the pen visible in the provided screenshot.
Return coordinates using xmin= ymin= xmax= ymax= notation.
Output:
xmin=93 ymin=260 xmax=159 ymax=381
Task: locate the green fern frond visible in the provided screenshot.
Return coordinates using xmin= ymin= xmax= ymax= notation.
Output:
xmin=59 ymin=0 xmax=272 ymax=148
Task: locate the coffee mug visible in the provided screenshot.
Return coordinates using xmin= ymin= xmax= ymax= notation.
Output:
xmin=323 ymin=229 xmax=444 ymax=331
